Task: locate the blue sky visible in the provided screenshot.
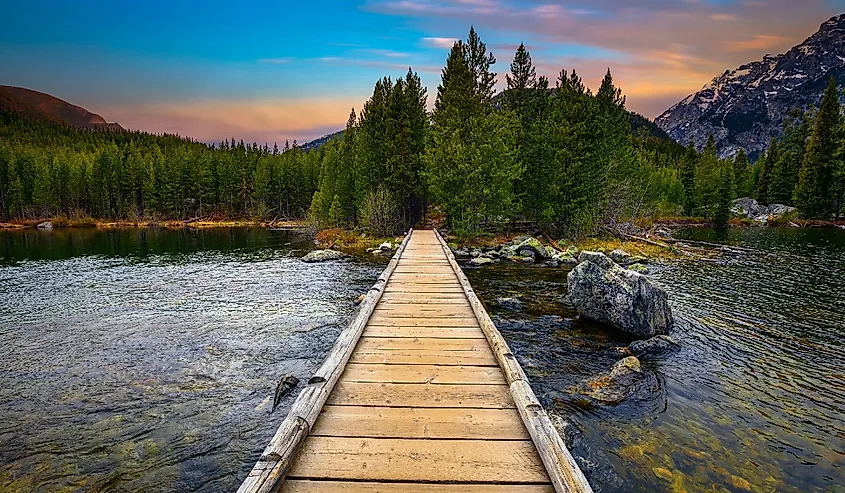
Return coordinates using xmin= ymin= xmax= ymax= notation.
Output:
xmin=3 ymin=0 xmax=845 ymax=143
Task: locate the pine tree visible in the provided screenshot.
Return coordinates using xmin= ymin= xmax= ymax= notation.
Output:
xmin=795 ymin=76 xmax=840 ymax=218
xmin=770 ymin=109 xmax=810 ymax=204
xmin=732 ymin=149 xmax=750 ymax=198
xmin=756 ymin=139 xmax=778 ymax=205
xmin=464 ymin=26 xmax=497 ymax=105
xmin=503 ymin=43 xmax=537 ymax=115
xmin=681 ymin=142 xmax=697 ymax=216
xmin=714 ymin=163 xmax=735 ymax=227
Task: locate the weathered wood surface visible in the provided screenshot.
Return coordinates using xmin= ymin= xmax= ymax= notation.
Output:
xmin=239 ymin=230 xmax=592 ymax=493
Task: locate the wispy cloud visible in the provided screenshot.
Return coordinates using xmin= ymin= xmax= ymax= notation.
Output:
xmin=722 ymin=35 xmax=792 ymax=52
xmin=422 ymin=37 xmax=459 ymax=48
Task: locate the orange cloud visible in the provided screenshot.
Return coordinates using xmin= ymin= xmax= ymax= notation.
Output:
xmin=722 ymin=35 xmax=792 ymax=52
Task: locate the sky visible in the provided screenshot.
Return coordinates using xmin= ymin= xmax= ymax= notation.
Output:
xmin=3 ymin=0 xmax=845 ymax=144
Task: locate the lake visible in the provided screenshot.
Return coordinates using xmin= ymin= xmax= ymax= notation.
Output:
xmin=1 ymin=226 xmax=843 ymax=492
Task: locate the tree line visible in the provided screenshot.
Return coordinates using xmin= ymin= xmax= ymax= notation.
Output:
xmin=4 ymin=27 xmax=842 ymax=234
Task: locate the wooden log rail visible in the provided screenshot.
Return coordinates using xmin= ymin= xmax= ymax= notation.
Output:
xmin=238 ymin=229 xmax=592 ymax=493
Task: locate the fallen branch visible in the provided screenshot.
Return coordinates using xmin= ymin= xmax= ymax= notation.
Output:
xmin=183 ymin=213 xmax=213 ymax=225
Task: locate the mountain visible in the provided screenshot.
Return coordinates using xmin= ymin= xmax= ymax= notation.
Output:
xmin=656 ymin=13 xmax=845 ymax=158
xmin=301 ymin=130 xmax=344 ymax=151
xmin=0 ymin=85 xmax=122 ymax=131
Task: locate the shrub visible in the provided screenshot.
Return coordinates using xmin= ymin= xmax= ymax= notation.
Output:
xmin=360 ymin=186 xmax=400 ymax=237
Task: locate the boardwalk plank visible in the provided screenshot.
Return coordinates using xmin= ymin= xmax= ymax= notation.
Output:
xmin=284 ymin=481 xmax=554 ymax=492
xmin=326 ymin=381 xmax=514 ymax=408
xmin=311 ymin=405 xmax=529 ymax=439
xmin=340 ymin=363 xmax=506 ymax=384
xmin=287 ymin=437 xmax=550 ymax=483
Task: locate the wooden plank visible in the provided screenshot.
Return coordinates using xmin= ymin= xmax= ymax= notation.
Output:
xmin=363 ymin=326 xmax=485 ymax=339
xmin=284 ymin=481 xmax=554 ymax=493
xmin=372 ymin=307 xmax=476 ymax=318
xmin=340 ymin=363 xmax=506 ymax=384
xmin=287 ymin=437 xmax=550 ymax=483
xmin=349 ymin=349 xmax=498 ymax=366
xmin=311 ymin=405 xmax=529 ymax=440
xmin=356 ymin=337 xmax=492 ymax=353
xmin=326 ymin=382 xmax=513 ymax=408
xmin=366 ymin=317 xmax=480 ymax=327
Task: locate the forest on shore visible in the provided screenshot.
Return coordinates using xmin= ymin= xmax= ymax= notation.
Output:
xmin=1 ymin=28 xmax=844 ymax=237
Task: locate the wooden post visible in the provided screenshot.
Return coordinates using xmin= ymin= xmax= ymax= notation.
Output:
xmin=433 ymin=229 xmax=594 ymax=493
xmin=238 ymin=230 xmax=414 ymax=493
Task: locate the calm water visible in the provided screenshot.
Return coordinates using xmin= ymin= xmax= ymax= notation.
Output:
xmin=0 ymin=228 xmax=383 ymax=492
xmin=1 ymin=227 xmax=843 ymax=492
xmin=466 ymin=227 xmax=845 ymax=492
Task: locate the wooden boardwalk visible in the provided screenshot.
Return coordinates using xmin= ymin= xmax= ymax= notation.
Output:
xmin=239 ymin=230 xmax=592 ymax=493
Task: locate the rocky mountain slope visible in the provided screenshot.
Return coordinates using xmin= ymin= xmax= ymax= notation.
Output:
xmin=656 ymin=14 xmax=845 ymax=158
xmin=0 ymin=85 xmax=122 ymax=131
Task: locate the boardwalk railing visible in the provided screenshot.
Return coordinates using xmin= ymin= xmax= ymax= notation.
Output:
xmin=238 ymin=229 xmax=592 ymax=493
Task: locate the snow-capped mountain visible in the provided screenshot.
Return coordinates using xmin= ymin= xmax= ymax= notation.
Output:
xmin=656 ymin=14 xmax=845 ymax=158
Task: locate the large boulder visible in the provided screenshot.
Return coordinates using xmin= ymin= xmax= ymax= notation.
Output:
xmin=567 ymin=251 xmax=673 ymax=337
xmin=36 ymin=221 xmax=53 ymax=230
xmin=470 ymin=257 xmax=496 ymax=266
xmin=302 ymin=250 xmax=349 ymax=263
xmin=515 ymin=237 xmax=549 ymax=259
xmin=732 ymin=197 xmax=797 ymax=224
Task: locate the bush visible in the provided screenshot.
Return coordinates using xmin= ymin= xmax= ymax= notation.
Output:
xmin=360 ymin=186 xmax=400 ymax=237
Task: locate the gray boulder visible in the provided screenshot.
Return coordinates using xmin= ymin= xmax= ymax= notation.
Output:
xmin=628 ymin=335 xmax=679 ymax=359
xmin=609 ymin=249 xmax=631 ymax=264
xmin=37 ymin=221 xmax=53 ymax=230
xmin=567 ymin=251 xmax=673 ymax=337
xmin=732 ymin=197 xmax=797 ymax=224
xmin=515 ymin=237 xmax=549 ymax=259
xmin=302 ymin=250 xmax=349 ymax=263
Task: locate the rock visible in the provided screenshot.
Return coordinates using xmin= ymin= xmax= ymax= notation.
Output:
xmin=515 ymin=237 xmax=548 ymax=259
xmin=628 ymin=335 xmax=679 ymax=359
xmin=587 ymin=356 xmax=647 ymax=405
xmin=563 ymin=245 xmax=580 ymax=257
xmin=453 ymin=248 xmax=471 ymax=258
xmin=616 ymin=222 xmax=647 ymax=237
xmin=516 ymin=256 xmax=536 ymax=264
xmin=469 ymin=257 xmax=495 ymax=266
xmin=470 ymin=249 xmax=483 ymax=258
xmin=353 ymin=294 xmax=367 ymax=305
xmin=627 ymin=255 xmax=648 ymax=265
xmin=652 ymin=467 xmax=674 ymax=482
xmin=568 ymin=251 xmax=673 ymax=337
xmin=540 ymin=260 xmax=560 ymax=268
xmin=732 ymin=197 xmax=797 ymax=224
xmin=651 ymin=226 xmax=673 ymax=240
xmin=609 ymin=249 xmax=631 ymax=264
xmin=36 ymin=221 xmax=53 ymax=230
xmin=301 ymin=249 xmax=348 ymax=263
xmin=378 ymin=241 xmax=393 ymax=252
xmin=272 ymin=374 xmax=299 ymax=413
xmin=496 ymin=297 xmax=524 ymax=311
xmin=627 ymin=263 xmax=649 ymax=274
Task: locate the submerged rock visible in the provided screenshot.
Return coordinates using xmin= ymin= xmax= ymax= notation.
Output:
xmin=587 ymin=356 xmax=648 ymax=405
xmin=567 ymin=251 xmax=673 ymax=337
xmin=301 ymin=249 xmax=349 ymax=263
xmin=628 ymin=335 xmax=679 ymax=359
xmin=496 ymin=297 xmax=524 ymax=311
xmin=469 ymin=257 xmax=496 ymax=266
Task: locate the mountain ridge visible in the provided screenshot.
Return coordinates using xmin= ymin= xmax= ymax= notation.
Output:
xmin=0 ymin=85 xmax=123 ymax=131
xmin=656 ymin=13 xmax=845 ymax=158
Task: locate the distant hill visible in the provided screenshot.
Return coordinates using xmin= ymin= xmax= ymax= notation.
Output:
xmin=0 ymin=85 xmax=123 ymax=131
xmin=300 ymin=130 xmax=344 ymax=151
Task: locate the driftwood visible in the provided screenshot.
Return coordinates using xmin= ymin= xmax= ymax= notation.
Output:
xmin=237 ymin=229 xmax=413 ymax=493
xmin=183 ymin=212 xmax=213 ymax=225
xmin=434 ymin=229 xmax=594 ymax=493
